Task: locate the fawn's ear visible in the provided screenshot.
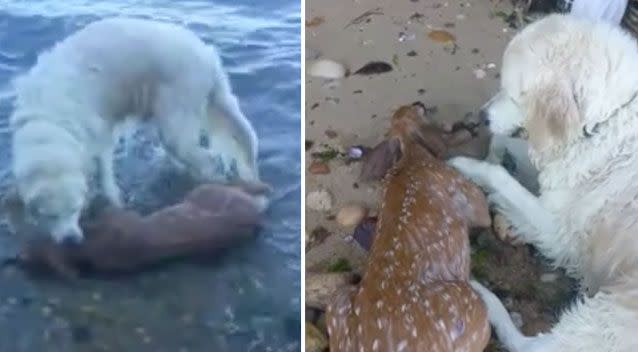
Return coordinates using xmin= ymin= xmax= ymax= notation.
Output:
xmin=360 ymin=137 xmax=402 ymax=182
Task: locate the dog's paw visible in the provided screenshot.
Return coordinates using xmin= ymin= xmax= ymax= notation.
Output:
xmin=492 ymin=212 xmax=524 ymax=245
xmin=448 ymin=157 xmax=491 ymax=187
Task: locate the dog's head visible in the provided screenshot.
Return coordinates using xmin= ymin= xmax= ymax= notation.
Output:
xmin=480 ymin=14 xmax=638 ymax=167
xmin=4 ymin=173 xmax=87 ymax=244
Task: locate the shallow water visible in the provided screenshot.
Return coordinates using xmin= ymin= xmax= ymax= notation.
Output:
xmin=0 ymin=1 xmax=301 ymax=351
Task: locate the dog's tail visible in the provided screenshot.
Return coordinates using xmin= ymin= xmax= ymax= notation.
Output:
xmin=470 ymin=280 xmax=534 ymax=351
xmin=205 ymin=46 xmax=260 ymax=182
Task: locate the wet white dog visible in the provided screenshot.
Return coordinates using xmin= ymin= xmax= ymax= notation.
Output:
xmin=8 ymin=18 xmax=261 ymax=243
xmin=449 ymin=14 xmax=638 ymax=352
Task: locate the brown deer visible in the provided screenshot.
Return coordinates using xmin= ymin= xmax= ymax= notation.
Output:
xmin=326 ymin=103 xmax=492 ymax=352
xmin=3 ymin=182 xmax=270 ymax=278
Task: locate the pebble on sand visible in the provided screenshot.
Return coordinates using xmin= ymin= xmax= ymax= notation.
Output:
xmin=307 ymin=190 xmax=333 ymax=211
xmin=306 ymin=322 xmax=329 ymax=352
xmin=473 ymin=68 xmax=487 ymax=79
xmin=309 ymin=161 xmax=331 ymax=175
xmin=309 ymin=59 xmax=347 ymax=79
xmin=336 ymin=205 xmax=367 ymax=227
xmin=427 ymin=30 xmax=456 ymax=43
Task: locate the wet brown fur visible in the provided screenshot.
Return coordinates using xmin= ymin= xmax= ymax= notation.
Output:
xmin=13 ymin=182 xmax=270 ymax=278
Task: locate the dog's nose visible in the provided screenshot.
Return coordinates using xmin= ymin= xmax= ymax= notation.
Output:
xmin=478 ymin=109 xmax=490 ymax=126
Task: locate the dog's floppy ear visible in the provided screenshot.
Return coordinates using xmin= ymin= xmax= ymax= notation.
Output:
xmin=525 ymin=76 xmax=580 ymax=153
xmin=360 ymin=137 xmax=402 ymax=182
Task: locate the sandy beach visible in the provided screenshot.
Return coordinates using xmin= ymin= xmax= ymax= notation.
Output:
xmin=305 ymin=1 xmax=576 ymax=350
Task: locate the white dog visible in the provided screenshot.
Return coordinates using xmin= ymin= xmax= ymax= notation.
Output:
xmin=449 ymin=14 xmax=638 ymax=352
xmin=8 ymin=17 xmax=261 ymax=243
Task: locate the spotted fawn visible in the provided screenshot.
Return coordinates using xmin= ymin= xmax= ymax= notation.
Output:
xmin=326 ymin=103 xmax=492 ymax=352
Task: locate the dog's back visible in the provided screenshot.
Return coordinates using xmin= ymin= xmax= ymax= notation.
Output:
xmin=14 ymin=17 xmax=217 ymax=124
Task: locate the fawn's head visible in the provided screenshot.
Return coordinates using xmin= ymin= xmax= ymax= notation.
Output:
xmin=360 ymin=103 xmax=451 ymax=181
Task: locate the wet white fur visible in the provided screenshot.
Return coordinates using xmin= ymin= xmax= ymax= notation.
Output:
xmin=450 ymin=14 xmax=638 ymax=352
xmin=10 ymin=17 xmax=260 ymax=243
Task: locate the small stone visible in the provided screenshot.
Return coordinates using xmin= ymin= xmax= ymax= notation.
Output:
xmin=41 ymin=306 xmax=52 ymax=317
xmin=80 ymin=305 xmax=95 ymax=313
xmin=71 ymin=325 xmax=92 ymax=343
xmin=305 ymin=140 xmax=314 ymax=150
xmin=306 ymin=307 xmax=319 ymax=322
xmin=307 ymin=190 xmax=333 ymax=211
xmin=316 ymin=313 xmax=328 ymax=334
xmin=510 ymin=312 xmax=524 ymax=329
xmin=336 ymin=205 xmax=367 ymax=228
xmin=306 ymin=323 xmax=328 ymax=352
xmin=305 ymin=230 xmax=311 ymax=246
xmin=427 ymin=30 xmax=456 ymax=43
xmin=347 ymin=146 xmax=365 ymax=160
xmin=309 ymin=59 xmax=346 ymax=79
xmin=309 ymin=226 xmax=331 ymax=247
xmin=309 ymin=161 xmax=330 ymax=175
xmin=324 ymin=129 xmax=338 ymax=138
xmin=306 ymin=16 xmax=325 ymax=27
xmin=353 ymin=216 xmax=378 ymax=251
xmin=181 ymin=314 xmax=194 ymax=324
xmin=540 ymin=273 xmax=559 ymax=283
xmin=473 ymin=68 xmax=487 ymax=79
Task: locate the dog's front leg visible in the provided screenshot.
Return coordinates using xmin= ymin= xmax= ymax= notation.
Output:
xmin=98 ymin=147 xmax=123 ymax=207
xmin=448 ymin=156 xmax=556 ymax=246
